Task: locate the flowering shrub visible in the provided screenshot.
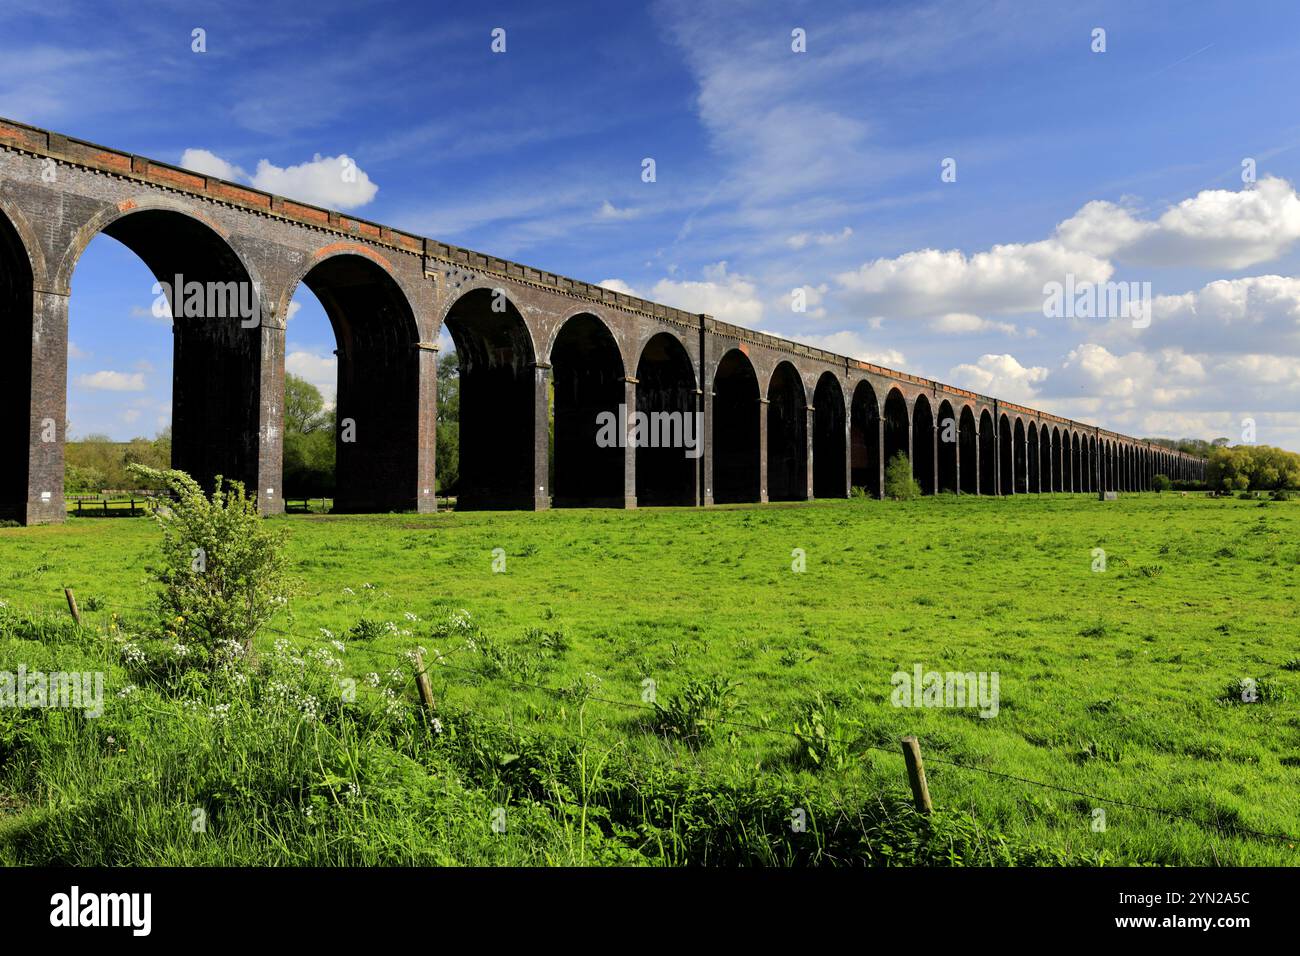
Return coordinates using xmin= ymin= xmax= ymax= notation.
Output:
xmin=128 ymin=464 xmax=293 ymax=666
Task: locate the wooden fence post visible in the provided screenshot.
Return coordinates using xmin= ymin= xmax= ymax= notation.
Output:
xmin=64 ymin=588 xmax=83 ymax=627
xmin=900 ymin=735 xmax=933 ymax=814
xmin=413 ymin=649 xmax=436 ymax=715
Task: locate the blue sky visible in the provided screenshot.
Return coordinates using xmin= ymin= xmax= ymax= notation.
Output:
xmin=4 ymin=0 xmax=1300 ymax=448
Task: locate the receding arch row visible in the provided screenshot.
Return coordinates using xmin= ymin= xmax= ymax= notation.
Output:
xmin=0 ymin=185 xmax=1207 ymax=522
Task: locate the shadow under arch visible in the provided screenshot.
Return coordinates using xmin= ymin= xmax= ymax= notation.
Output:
xmin=849 ymin=380 xmax=881 ymax=497
xmin=712 ymin=349 xmax=760 ymax=503
xmin=882 ymin=387 xmax=909 ymax=475
xmin=551 ymin=312 xmax=626 ymax=507
xmin=0 ymin=206 xmax=36 ymax=521
xmin=812 ymin=372 xmax=846 ymax=499
xmin=290 ymin=251 xmax=422 ymax=512
xmin=958 ymin=405 xmax=977 ymax=494
xmin=767 ymin=362 xmax=807 ymax=501
xmin=444 ymin=287 xmax=539 ymax=509
xmin=937 ymin=399 xmax=957 ymax=493
xmin=912 ymin=394 xmax=934 ymax=495
xmin=978 ymin=409 xmax=995 ymax=495
xmin=636 ymin=332 xmax=698 ymax=507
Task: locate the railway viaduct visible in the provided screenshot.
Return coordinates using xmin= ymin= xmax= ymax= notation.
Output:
xmin=0 ymin=117 xmax=1207 ymax=525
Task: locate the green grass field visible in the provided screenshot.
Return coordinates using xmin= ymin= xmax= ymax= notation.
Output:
xmin=1 ymin=493 xmax=1297 ymax=865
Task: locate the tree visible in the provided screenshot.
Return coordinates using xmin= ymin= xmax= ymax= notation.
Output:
xmin=285 ymin=373 xmax=327 ymax=435
xmin=1206 ymin=444 xmax=1300 ymax=492
xmin=282 ymin=374 xmax=336 ymax=496
xmin=436 ymin=352 xmax=459 ymax=495
xmin=884 ymin=452 xmax=921 ymax=500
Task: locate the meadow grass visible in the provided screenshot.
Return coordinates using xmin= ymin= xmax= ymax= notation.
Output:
xmin=0 ymin=492 xmax=1297 ymax=865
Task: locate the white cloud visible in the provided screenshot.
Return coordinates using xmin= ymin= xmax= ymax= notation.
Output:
xmin=179 ymin=148 xmax=379 ymax=210
xmin=948 ymin=354 xmax=1048 ymax=403
xmin=286 ymin=349 xmax=337 ymax=401
xmin=837 ymin=241 xmax=1112 ymax=319
xmin=179 ymin=148 xmax=246 ymax=182
xmin=122 ymin=409 xmax=141 ymax=424
xmin=835 ymin=178 xmax=1300 ymax=324
xmin=597 ymin=278 xmax=639 ymax=296
xmin=1032 ymin=341 xmax=1300 ymax=449
xmin=77 ymin=370 xmax=145 ymax=391
xmin=931 ymin=312 xmax=1018 ymax=336
xmin=596 ymin=200 xmax=638 ymax=221
xmin=286 ymin=301 xmax=303 ymax=323
xmin=1130 ymin=177 xmax=1300 ymax=269
xmin=786 ymin=227 xmax=853 ymax=249
xmin=1093 ymin=274 xmax=1300 ymax=354
xmin=610 ymin=263 xmax=765 ymax=326
xmin=250 ymin=154 xmax=378 ymax=210
xmin=785 ymin=330 xmax=905 ymax=368
xmin=67 ymin=341 xmax=90 ymax=359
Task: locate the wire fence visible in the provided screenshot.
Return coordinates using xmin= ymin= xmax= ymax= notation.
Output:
xmin=0 ymin=577 xmax=1295 ymax=846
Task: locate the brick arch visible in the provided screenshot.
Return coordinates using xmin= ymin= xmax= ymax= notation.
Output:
xmin=288 ymin=250 xmax=426 ymax=512
xmin=443 ymin=286 xmax=540 ymax=509
xmin=58 ymin=198 xmax=272 ymax=500
xmin=544 ymin=306 xmax=630 ymax=378
xmin=636 ymin=331 xmax=699 ymax=506
xmin=0 ymin=194 xmax=47 ymax=288
xmin=549 ymin=311 xmax=627 ymax=507
xmin=912 ymin=393 xmax=935 ymax=494
xmin=883 ymin=387 xmax=910 ymax=477
xmin=278 ymin=240 xmax=424 ymax=342
xmin=436 ymin=280 xmax=539 ymax=363
xmin=53 ymin=195 xmax=266 ymax=299
xmin=632 ymin=326 xmax=697 ymax=389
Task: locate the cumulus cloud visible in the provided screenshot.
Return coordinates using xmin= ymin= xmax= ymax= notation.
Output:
xmin=179 ymin=148 xmax=246 ymax=182
xmin=835 ymin=177 xmax=1300 ymax=324
xmin=178 ymin=148 xmax=378 ymax=209
xmin=783 ymin=330 xmax=905 ymax=368
xmin=77 ymin=370 xmax=145 ymax=391
xmin=1032 ymin=340 xmax=1300 ymax=449
xmin=597 ymin=278 xmax=639 ymax=296
xmin=1115 ymin=275 xmax=1300 ymax=354
xmin=67 ymin=341 xmax=90 ymax=359
xmin=948 ymin=354 xmax=1048 ymax=403
xmin=286 ymin=349 xmax=337 ymax=402
xmin=601 ymin=264 xmax=764 ymax=326
xmin=1127 ymin=177 xmax=1300 ymax=269
xmin=1049 ymin=343 xmax=1205 ymax=408
xmin=250 ymin=154 xmax=377 ymax=209
xmin=836 ymin=241 xmax=1112 ymax=319
xmin=1053 ymin=179 xmax=1300 ymax=269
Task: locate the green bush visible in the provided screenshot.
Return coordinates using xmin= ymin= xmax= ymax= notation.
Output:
xmin=884 ymin=452 xmax=921 ymax=500
xmin=1152 ymin=474 xmax=1173 ymax=492
xmin=128 ymin=464 xmax=293 ymax=666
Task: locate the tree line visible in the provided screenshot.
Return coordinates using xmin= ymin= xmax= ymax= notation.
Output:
xmin=66 ymin=363 xmax=1298 ymax=498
